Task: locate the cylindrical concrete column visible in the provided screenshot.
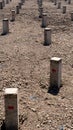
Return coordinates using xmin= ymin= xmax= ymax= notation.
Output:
xmin=11 ymin=10 xmax=15 ymax=21
xmin=54 ymin=0 xmax=57 ymax=5
xmin=16 ymin=5 xmax=19 ymax=14
xmin=62 ymin=6 xmax=66 ymax=14
xmin=2 ymin=18 xmax=9 ymax=35
xmin=0 ymin=2 xmax=3 ymax=9
xmin=4 ymin=88 xmax=19 ymax=130
xmin=38 ymin=0 xmax=42 ymax=7
xmin=6 ymin=0 xmax=9 ymax=4
xmin=20 ymin=0 xmax=24 ymax=5
xmin=71 ymin=12 xmax=73 ymax=21
xmin=39 ymin=6 xmax=43 ymax=18
xmin=44 ymin=28 xmax=51 ymax=46
xmin=2 ymin=0 xmax=5 ymax=7
xmin=57 ymin=2 xmax=61 ymax=9
xmin=50 ymin=57 xmax=62 ymax=89
xmin=42 ymin=13 xmax=47 ymax=28
xmin=18 ymin=2 xmax=22 ymax=9
xmin=68 ymin=0 xmax=71 ymax=4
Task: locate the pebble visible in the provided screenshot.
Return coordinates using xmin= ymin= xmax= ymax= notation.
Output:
xmin=31 ymin=108 xmax=36 ymax=112
xmin=36 ymin=124 xmax=40 ymax=128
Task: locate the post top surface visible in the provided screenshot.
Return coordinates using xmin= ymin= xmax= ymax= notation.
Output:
xmin=42 ymin=13 xmax=47 ymax=16
xmin=11 ymin=9 xmax=15 ymax=12
xmin=3 ymin=18 xmax=8 ymax=21
xmin=5 ymin=88 xmax=18 ymax=94
xmin=45 ymin=27 xmax=51 ymax=30
xmin=51 ymin=57 xmax=61 ymax=61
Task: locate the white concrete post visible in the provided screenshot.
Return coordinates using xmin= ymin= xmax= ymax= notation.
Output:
xmin=44 ymin=28 xmax=51 ymax=45
xmin=11 ymin=10 xmax=15 ymax=21
xmin=16 ymin=5 xmax=19 ymax=14
xmin=62 ymin=6 xmax=66 ymax=13
xmin=71 ymin=12 xmax=73 ymax=21
xmin=50 ymin=57 xmax=62 ymax=89
xmin=39 ymin=6 xmax=43 ymax=18
xmin=2 ymin=18 xmax=9 ymax=35
xmin=42 ymin=13 xmax=47 ymax=28
xmin=57 ymin=2 xmax=61 ymax=9
xmin=4 ymin=88 xmax=19 ymax=130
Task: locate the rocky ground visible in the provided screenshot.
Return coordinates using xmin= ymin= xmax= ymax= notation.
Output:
xmin=0 ymin=0 xmax=73 ymax=130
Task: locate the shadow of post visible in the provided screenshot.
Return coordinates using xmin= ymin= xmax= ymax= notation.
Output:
xmin=1 ymin=120 xmax=6 ymax=130
xmin=48 ymin=86 xmax=60 ymax=95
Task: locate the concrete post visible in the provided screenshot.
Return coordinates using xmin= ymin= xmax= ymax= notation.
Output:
xmin=62 ymin=6 xmax=66 ymax=14
xmin=54 ymin=0 xmax=57 ymax=5
xmin=2 ymin=18 xmax=9 ymax=35
xmin=16 ymin=5 xmax=19 ymax=14
xmin=6 ymin=0 xmax=9 ymax=4
xmin=11 ymin=10 xmax=15 ymax=21
xmin=4 ymin=88 xmax=19 ymax=130
xmin=42 ymin=13 xmax=47 ymax=28
xmin=38 ymin=0 xmax=42 ymax=7
xmin=44 ymin=28 xmax=51 ymax=46
xmin=18 ymin=2 xmax=22 ymax=9
xmin=21 ymin=0 xmax=24 ymax=5
xmin=71 ymin=12 xmax=73 ymax=21
xmin=68 ymin=0 xmax=71 ymax=4
xmin=50 ymin=57 xmax=62 ymax=89
xmin=39 ymin=6 xmax=43 ymax=18
xmin=0 ymin=2 xmax=3 ymax=9
xmin=57 ymin=2 xmax=61 ymax=9
xmin=2 ymin=0 xmax=5 ymax=7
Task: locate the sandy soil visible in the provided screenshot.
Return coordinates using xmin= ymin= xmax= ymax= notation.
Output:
xmin=0 ymin=0 xmax=73 ymax=130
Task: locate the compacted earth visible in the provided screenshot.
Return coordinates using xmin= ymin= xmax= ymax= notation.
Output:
xmin=0 ymin=0 xmax=73 ymax=130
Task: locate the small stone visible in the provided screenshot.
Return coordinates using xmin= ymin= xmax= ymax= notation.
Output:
xmin=36 ymin=124 xmax=40 ymax=128
xmin=49 ymin=120 xmax=52 ymax=123
xmin=31 ymin=108 xmax=36 ymax=112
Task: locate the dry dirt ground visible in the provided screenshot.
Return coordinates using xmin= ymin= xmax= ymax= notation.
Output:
xmin=0 ymin=0 xmax=73 ymax=130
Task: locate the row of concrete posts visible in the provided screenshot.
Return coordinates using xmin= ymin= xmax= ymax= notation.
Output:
xmin=37 ymin=0 xmax=73 ymax=45
xmin=2 ymin=0 xmax=62 ymax=129
xmin=2 ymin=0 xmax=73 ymax=38
xmin=2 ymin=17 xmax=51 ymax=45
xmin=4 ymin=56 xmax=62 ymax=130
xmin=54 ymin=0 xmax=71 ymax=5
xmin=0 ymin=0 xmax=12 ymax=9
xmin=2 ymin=0 xmax=25 ymax=35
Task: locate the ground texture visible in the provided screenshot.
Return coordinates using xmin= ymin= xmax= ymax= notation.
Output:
xmin=0 ymin=0 xmax=73 ymax=130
